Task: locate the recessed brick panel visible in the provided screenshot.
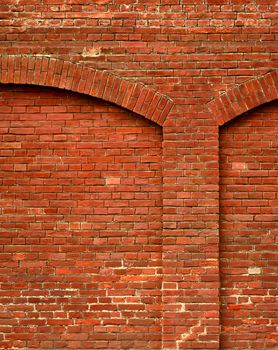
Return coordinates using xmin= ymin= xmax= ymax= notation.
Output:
xmin=0 ymin=85 xmax=162 ymax=349
xmin=220 ymin=100 xmax=278 ymax=349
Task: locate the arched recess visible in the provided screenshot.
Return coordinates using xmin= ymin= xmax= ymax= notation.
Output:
xmin=0 ymin=55 xmax=174 ymax=126
xmin=208 ymin=70 xmax=278 ymax=125
xmin=219 ymin=99 xmax=278 ymax=349
xmin=205 ymin=70 xmax=278 ymax=350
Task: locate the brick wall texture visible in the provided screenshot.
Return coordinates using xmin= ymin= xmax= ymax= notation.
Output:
xmin=0 ymin=1 xmax=277 ymax=349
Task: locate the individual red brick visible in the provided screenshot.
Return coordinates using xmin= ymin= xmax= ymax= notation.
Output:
xmin=115 ymin=79 xmax=129 ymax=106
xmin=20 ymin=57 xmax=28 ymax=84
xmin=26 ymin=56 xmax=36 ymax=85
xmin=125 ymin=83 xmax=144 ymax=111
xmin=83 ymin=69 xmax=96 ymax=95
xmin=149 ymin=95 xmax=168 ymax=123
xmin=38 ymin=57 xmax=50 ymax=86
xmin=64 ymin=62 xmax=76 ymax=91
xmin=120 ymin=81 xmax=136 ymax=109
xmin=33 ymin=57 xmax=42 ymax=85
xmin=145 ymin=93 xmax=161 ymax=121
xmin=45 ymin=58 xmax=57 ymax=87
xmin=108 ymin=75 xmax=122 ymax=104
xmin=52 ymin=58 xmax=64 ymax=87
xmin=157 ymin=99 xmax=174 ymax=125
xmin=133 ymin=87 xmax=148 ymax=114
xmin=89 ymin=70 xmax=103 ymax=97
xmin=101 ymin=73 xmax=114 ymax=101
xmin=77 ymin=66 xmax=90 ymax=94
xmin=96 ymin=71 xmax=109 ymax=99
xmin=58 ymin=60 xmax=70 ymax=89
xmin=13 ymin=56 xmax=22 ymax=84
xmin=7 ymin=55 xmax=14 ymax=83
xmin=71 ymin=64 xmax=83 ymax=92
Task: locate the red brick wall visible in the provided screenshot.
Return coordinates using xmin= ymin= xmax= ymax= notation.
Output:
xmin=0 ymin=1 xmax=277 ymax=349
xmin=0 ymin=85 xmax=162 ymax=349
xmin=220 ymin=100 xmax=278 ymax=349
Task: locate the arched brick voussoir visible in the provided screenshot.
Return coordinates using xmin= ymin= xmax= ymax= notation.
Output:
xmin=207 ymin=69 xmax=278 ymax=126
xmin=0 ymin=55 xmax=174 ymax=126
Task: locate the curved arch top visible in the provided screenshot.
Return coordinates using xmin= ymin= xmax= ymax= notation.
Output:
xmin=208 ymin=70 xmax=278 ymax=126
xmin=0 ymin=55 xmax=174 ymax=126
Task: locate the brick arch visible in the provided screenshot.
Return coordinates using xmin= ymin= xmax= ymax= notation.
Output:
xmin=208 ymin=70 xmax=278 ymax=125
xmin=0 ymin=55 xmax=174 ymax=126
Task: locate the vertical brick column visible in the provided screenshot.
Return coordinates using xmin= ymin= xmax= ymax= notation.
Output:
xmin=162 ymin=109 xmax=220 ymax=349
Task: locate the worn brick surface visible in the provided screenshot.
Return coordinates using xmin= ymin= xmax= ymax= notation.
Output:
xmin=0 ymin=1 xmax=277 ymax=349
